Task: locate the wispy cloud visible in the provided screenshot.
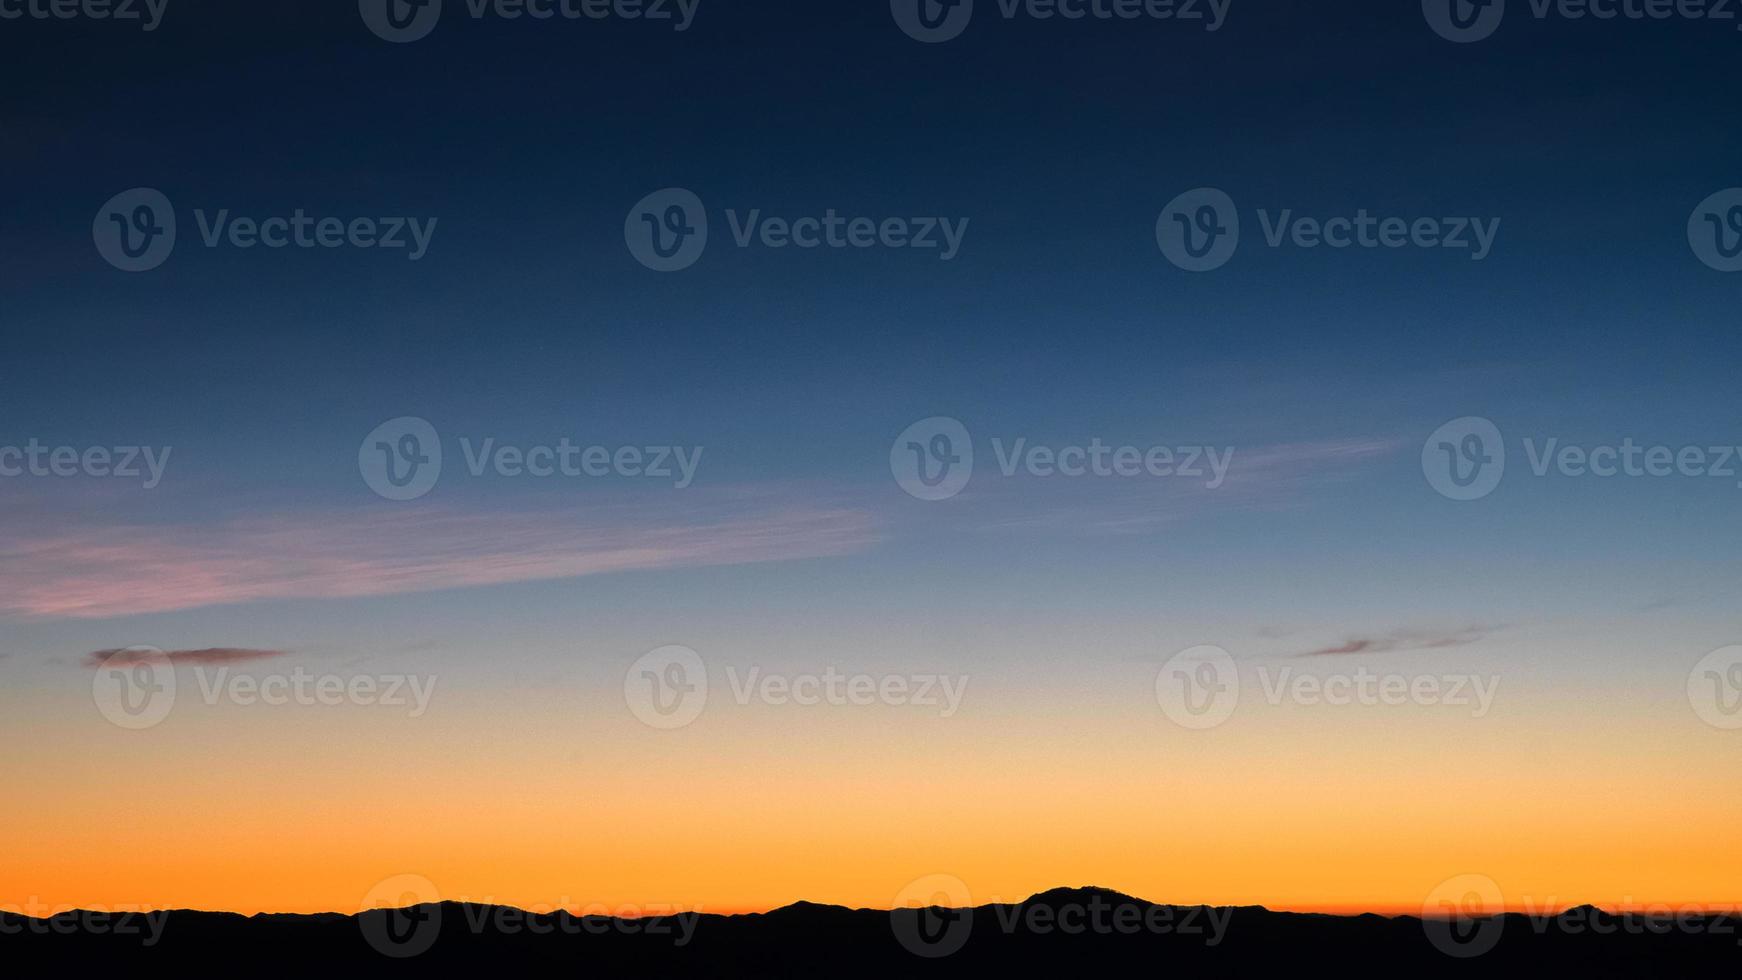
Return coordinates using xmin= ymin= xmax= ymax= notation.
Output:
xmin=962 ymin=437 xmax=1404 ymax=535
xmin=1291 ymin=625 xmax=1500 ymax=658
xmin=84 ymin=647 xmax=288 ymax=667
xmin=2 ymin=500 xmax=876 ymax=621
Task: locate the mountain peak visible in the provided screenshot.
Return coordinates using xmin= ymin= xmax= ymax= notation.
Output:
xmin=1022 ymin=886 xmax=1150 ymax=907
xmin=764 ymin=900 xmax=856 ymax=918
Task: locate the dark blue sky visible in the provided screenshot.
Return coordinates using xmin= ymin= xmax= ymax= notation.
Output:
xmin=5 ymin=1 xmax=1737 ymax=460
xmin=1 ymin=0 xmax=1738 ymax=642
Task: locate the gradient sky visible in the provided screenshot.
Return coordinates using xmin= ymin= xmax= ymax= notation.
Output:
xmin=1 ymin=0 xmax=1740 ymax=917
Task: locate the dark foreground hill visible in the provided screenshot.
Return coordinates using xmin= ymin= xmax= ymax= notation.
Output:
xmin=4 ymin=886 xmax=1736 ymax=977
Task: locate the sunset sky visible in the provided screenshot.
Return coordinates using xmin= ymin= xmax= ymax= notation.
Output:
xmin=2 ymin=1 xmax=1740 ymax=918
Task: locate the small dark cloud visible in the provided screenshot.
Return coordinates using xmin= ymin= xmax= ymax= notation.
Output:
xmin=83 ymin=647 xmax=289 ymax=668
xmin=1291 ymin=626 xmax=1501 ymax=658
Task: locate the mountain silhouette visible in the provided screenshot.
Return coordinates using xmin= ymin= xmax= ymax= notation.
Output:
xmin=5 ymin=889 xmax=1736 ymax=977
xmin=1020 ymin=885 xmax=1151 ymax=906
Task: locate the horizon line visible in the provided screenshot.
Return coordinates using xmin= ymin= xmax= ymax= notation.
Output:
xmin=10 ymin=889 xmax=1741 ymax=922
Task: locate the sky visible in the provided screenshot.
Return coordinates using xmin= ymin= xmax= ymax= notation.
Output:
xmin=1 ymin=0 xmax=1740 ymax=918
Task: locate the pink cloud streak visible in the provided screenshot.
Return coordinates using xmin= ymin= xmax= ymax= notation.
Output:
xmin=0 ymin=505 xmax=876 ymax=621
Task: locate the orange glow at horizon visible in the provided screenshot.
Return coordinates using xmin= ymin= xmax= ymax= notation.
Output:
xmin=5 ymin=659 xmax=1740 ymax=918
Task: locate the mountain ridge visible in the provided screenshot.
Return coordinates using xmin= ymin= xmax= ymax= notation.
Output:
xmin=4 ymin=889 xmax=1696 ymax=922
xmin=7 ymin=887 xmax=1737 ymax=978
